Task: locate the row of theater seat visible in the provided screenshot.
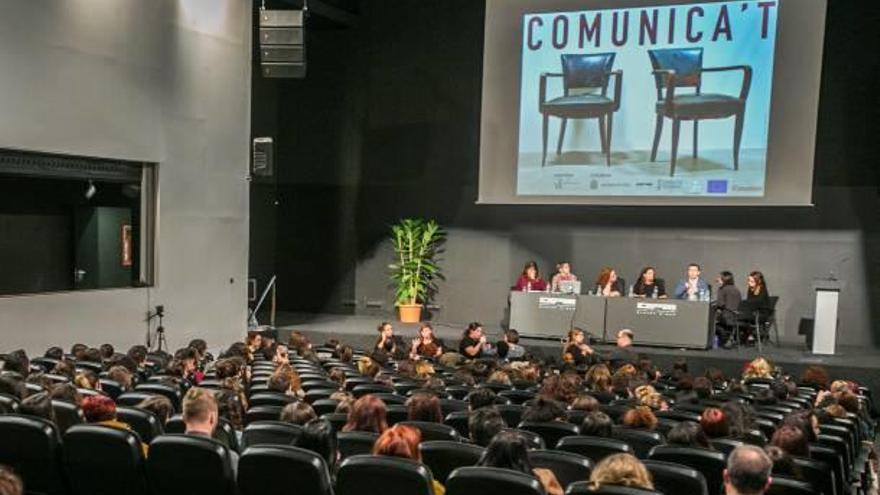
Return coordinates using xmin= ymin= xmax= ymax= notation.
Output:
xmin=0 ymin=412 xmax=827 ymax=495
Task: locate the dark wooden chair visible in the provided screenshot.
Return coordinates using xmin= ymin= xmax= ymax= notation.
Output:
xmin=540 ymin=53 xmax=622 ymax=167
xmin=647 ymin=47 xmax=752 ymax=176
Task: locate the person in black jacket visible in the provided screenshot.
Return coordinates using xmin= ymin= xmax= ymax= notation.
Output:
xmin=715 ymin=271 xmax=742 ymax=348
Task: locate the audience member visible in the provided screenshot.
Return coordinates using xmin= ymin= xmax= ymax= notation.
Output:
xmin=570 ymin=394 xmax=599 ymax=412
xmin=700 ymin=408 xmax=730 ymax=438
xmin=0 ymin=465 xmax=23 ymax=495
xmin=589 ymin=453 xmax=654 ymax=491
xmin=18 ymin=392 xmax=55 ymax=422
xmin=82 ymin=395 xmax=148 ymax=455
xmin=136 ymin=395 xmax=173 ymax=424
xmin=666 ymin=421 xmax=712 ymax=449
xmin=469 ymin=406 xmax=505 ymax=447
xmin=343 ymin=395 xmax=388 ymax=433
xmin=478 ymin=431 xmax=563 ymax=495
xmin=580 ymin=411 xmax=614 ymax=438
xmin=373 ymin=424 xmax=446 ymax=495
xmin=522 ymin=396 xmax=566 ymax=423
xmin=280 ymin=402 xmax=317 ymax=425
xmin=467 ymin=388 xmax=497 ymax=411
xmin=296 ymin=418 xmax=338 ymax=472
xmin=724 ymin=446 xmax=772 ymax=495
xmin=768 ymin=425 xmax=809 ymax=458
xmin=622 ymin=406 xmax=658 ymax=431
xmin=407 ymin=393 xmax=443 ymax=423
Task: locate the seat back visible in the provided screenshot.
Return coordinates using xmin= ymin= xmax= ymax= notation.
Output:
xmin=98 ymin=379 xmax=124 ymax=400
xmin=447 ymin=466 xmax=545 ymax=495
xmin=116 ymin=391 xmax=160 ymax=408
xmin=803 ymin=447 xmax=842 ymax=495
xmin=245 ymin=405 xmax=284 ymax=425
xmin=556 ymin=436 xmax=632 ymax=464
xmin=439 ymin=398 xmax=468 ymax=416
xmin=566 ymin=481 xmax=662 ymax=495
xmin=518 ymin=421 xmax=580 ymax=449
xmin=611 ymin=428 xmax=663 ymax=459
xmin=373 ymin=393 xmax=407 ymax=405
xmin=241 ymin=420 xmax=303 ymax=448
xmin=530 ymin=449 xmax=593 ymax=489
xmin=63 ymin=424 xmax=147 ymax=495
xmin=352 ymin=384 xmax=395 ymax=397
xmin=116 ymin=406 xmax=164 ymax=444
xmin=311 ymin=399 xmax=340 ymax=416
xmin=709 ymin=437 xmax=745 ymax=456
xmin=51 ymin=399 xmax=84 ymax=434
xmin=504 ymin=428 xmax=547 ymax=449
xmin=767 ymin=476 xmax=820 ymax=495
xmin=643 ymin=459 xmax=708 ymax=495
xmin=647 ymin=445 xmax=725 ymax=495
xmin=386 ymin=404 xmax=408 ymax=425
xmin=248 ymin=392 xmax=297 ymax=407
xmin=320 ymin=412 xmax=348 ymax=432
xmin=0 ymin=393 xmax=20 ymax=414
xmin=498 ymin=404 xmax=526 ymax=427
xmin=0 ymin=415 xmax=65 ymax=495
xmin=647 ymin=47 xmax=704 ymax=91
xmin=419 ymin=440 xmax=484 ymax=483
xmin=337 ymin=455 xmax=434 ymax=495
xmin=337 ymin=430 xmax=380 ymax=459
xmin=560 ymin=53 xmax=616 ymax=93
xmin=238 ymin=445 xmax=333 ymax=495
xmin=135 ymin=383 xmax=182 ymax=411
xmin=444 ymin=411 xmax=470 ymax=438
xmin=498 ymin=390 xmax=536 ymax=405
xmin=147 ymin=434 xmax=236 ymax=495
xmin=399 ymin=420 xmax=461 ymax=442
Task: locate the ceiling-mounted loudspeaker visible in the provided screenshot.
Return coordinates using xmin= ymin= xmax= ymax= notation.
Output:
xmin=259 ymin=10 xmax=306 ymax=78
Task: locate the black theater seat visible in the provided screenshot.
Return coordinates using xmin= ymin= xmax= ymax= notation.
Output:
xmin=238 ymin=445 xmax=333 ymax=495
xmin=0 ymin=415 xmax=66 ymax=495
xmin=64 ymin=424 xmax=148 ymax=495
xmin=147 ymin=434 xmax=237 ymax=495
xmin=336 ymin=455 xmax=435 ymax=495
xmin=446 ymin=466 xmax=544 ymax=495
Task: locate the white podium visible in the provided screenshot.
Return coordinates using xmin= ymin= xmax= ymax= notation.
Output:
xmin=811 ymin=279 xmax=843 ymax=355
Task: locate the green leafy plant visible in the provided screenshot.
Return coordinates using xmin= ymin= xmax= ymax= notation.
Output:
xmin=389 ymin=218 xmax=446 ymax=306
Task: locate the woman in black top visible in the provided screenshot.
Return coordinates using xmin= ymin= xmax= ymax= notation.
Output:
xmin=374 ymin=322 xmax=400 ymax=354
xmin=632 ymin=266 xmax=666 ymax=298
xmin=563 ymin=328 xmax=595 ymax=366
xmin=745 ymin=271 xmax=770 ymax=308
xmin=459 ymin=322 xmax=488 ymax=359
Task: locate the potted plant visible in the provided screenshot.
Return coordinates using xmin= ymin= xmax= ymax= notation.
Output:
xmin=389 ymin=218 xmax=446 ymax=323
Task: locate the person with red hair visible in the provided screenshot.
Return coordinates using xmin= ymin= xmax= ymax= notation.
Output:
xmin=700 ymin=407 xmax=730 ymax=438
xmin=373 ymin=424 xmax=445 ymax=495
xmin=342 ymin=395 xmax=388 ymax=433
xmin=81 ymin=395 xmax=148 ymax=456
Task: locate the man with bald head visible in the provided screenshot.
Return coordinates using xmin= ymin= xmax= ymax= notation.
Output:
xmin=724 ymin=445 xmax=773 ymax=495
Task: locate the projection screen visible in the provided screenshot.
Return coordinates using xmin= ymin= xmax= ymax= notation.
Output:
xmin=479 ymin=0 xmax=826 ymax=205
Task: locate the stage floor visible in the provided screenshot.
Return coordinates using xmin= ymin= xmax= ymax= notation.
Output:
xmin=273 ymin=312 xmax=880 ymax=395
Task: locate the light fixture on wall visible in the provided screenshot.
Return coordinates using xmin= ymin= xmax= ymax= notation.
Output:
xmin=84 ymin=180 xmax=96 ymax=200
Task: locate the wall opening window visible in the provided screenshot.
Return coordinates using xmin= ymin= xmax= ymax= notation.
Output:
xmin=0 ymin=149 xmax=157 ymax=295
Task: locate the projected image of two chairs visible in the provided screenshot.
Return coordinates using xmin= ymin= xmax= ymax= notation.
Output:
xmin=532 ymin=48 xmax=753 ymax=178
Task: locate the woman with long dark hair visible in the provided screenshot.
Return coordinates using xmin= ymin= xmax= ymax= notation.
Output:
xmin=632 ymin=266 xmax=666 ymax=298
xmin=562 ymin=328 xmax=594 ymax=366
xmin=514 ymin=261 xmax=547 ymax=291
xmin=479 ymin=431 xmax=563 ymax=495
xmin=459 ymin=322 xmax=489 ymax=359
xmin=746 ymin=271 xmax=770 ymax=307
xmin=410 ymin=323 xmax=444 ymax=360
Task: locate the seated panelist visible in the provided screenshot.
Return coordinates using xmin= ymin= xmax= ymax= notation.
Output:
xmin=594 ymin=267 xmax=624 ymax=297
xmin=632 ymin=266 xmax=666 ymax=298
xmin=513 ymin=261 xmax=548 ymax=291
xmin=550 ymin=261 xmax=578 ymax=292
xmin=673 ymin=263 xmax=710 ymax=300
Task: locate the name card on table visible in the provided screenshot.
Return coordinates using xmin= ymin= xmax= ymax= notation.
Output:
xmin=636 ymin=302 xmax=678 ymax=317
xmin=538 ymin=296 xmax=577 ymax=310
